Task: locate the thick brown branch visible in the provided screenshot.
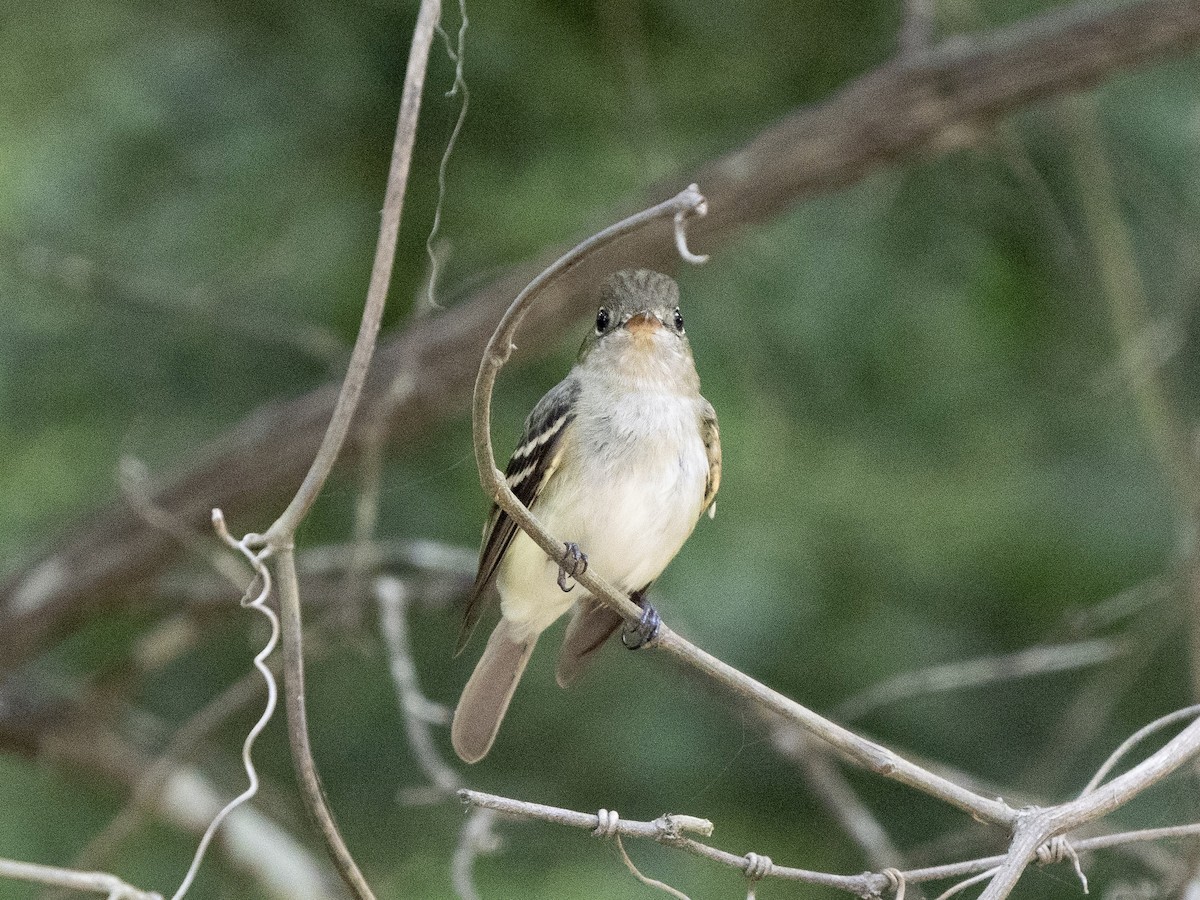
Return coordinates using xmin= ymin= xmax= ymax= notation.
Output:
xmin=4 ymin=0 xmax=1200 ymax=669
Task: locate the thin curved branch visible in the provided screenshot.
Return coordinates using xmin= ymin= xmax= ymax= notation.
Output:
xmin=470 ymin=183 xmax=709 ymax=631
xmin=263 ymin=0 xmax=439 ymax=543
xmin=257 ymin=1 xmax=443 ymax=897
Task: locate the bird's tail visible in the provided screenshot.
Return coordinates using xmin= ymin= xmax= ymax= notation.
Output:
xmin=451 ymin=617 xmax=537 ymax=763
xmin=556 ymin=600 xmax=622 ymax=688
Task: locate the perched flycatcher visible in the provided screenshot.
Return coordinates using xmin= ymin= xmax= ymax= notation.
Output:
xmin=451 ymin=268 xmax=721 ymax=764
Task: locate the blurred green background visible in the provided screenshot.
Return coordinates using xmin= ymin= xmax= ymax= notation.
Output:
xmin=3 ymin=0 xmax=1200 ymax=897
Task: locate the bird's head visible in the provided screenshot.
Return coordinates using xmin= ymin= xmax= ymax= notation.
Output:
xmin=578 ymin=269 xmax=697 ymax=389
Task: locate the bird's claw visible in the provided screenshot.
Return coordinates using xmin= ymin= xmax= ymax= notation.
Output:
xmin=557 ymin=542 xmax=588 ymax=592
xmin=622 ymin=601 xmax=660 ymax=649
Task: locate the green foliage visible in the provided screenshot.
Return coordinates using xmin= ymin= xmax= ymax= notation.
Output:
xmin=3 ymin=0 xmax=1200 ymax=897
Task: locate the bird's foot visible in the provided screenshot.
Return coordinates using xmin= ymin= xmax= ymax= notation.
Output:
xmin=622 ymin=597 xmax=660 ymax=649
xmin=557 ymin=542 xmax=588 ymax=592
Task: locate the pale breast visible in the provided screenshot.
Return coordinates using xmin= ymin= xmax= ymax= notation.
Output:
xmin=496 ymin=388 xmax=709 ymax=639
xmin=548 ymin=390 xmax=708 ymax=589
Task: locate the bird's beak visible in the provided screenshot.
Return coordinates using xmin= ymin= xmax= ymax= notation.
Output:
xmin=624 ymin=311 xmax=662 ymax=336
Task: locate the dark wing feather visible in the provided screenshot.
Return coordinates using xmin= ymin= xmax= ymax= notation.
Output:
xmin=456 ymin=376 xmax=581 ymax=653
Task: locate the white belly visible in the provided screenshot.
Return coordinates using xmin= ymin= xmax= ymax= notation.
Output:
xmin=497 ymin=391 xmax=708 ymax=639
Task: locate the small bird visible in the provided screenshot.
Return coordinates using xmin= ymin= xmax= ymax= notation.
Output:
xmin=451 ymin=268 xmax=721 ymax=764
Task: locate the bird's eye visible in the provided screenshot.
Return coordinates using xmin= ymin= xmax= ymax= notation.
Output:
xmin=672 ymin=308 xmax=685 ymax=332
xmin=595 ymin=307 xmax=611 ymax=332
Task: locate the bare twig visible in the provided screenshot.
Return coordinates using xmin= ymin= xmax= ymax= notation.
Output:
xmin=451 ymin=808 xmax=501 ymax=900
xmin=1080 ymin=704 xmax=1200 ymax=796
xmin=167 ymin=513 xmax=280 ymax=900
xmin=375 ymin=565 xmax=502 ymax=900
xmin=659 ymin=630 xmax=1016 ymax=825
xmin=263 ymin=0 xmax=440 ymax=545
xmin=158 ymin=766 xmax=333 ymax=900
xmin=7 ymin=0 xmax=1200 ymax=665
xmin=33 ymin=676 xmax=333 ymax=900
xmin=0 ymin=858 xmax=161 ymax=900
xmin=836 ymin=638 xmax=1125 ymax=721
xmin=457 ymin=789 xmax=882 ymax=890
xmin=301 ymin=538 xmax=475 ymax=581
xmin=972 ymin=716 xmax=1200 ymax=900
xmin=120 ymin=457 xmax=250 ymax=590
xmin=461 ymin=787 xmax=1200 ymax=897
xmin=1065 ymin=97 xmax=1197 ymax=513
xmin=767 ymin=721 xmax=904 ymax=869
xmin=424 ymin=0 xmax=469 ymax=311
xmin=231 ymin=3 xmax=443 ymax=898
xmin=275 ymin=549 xmax=375 ymax=899
xmin=375 ymin=576 xmax=458 ymax=796
xmin=613 ymin=835 xmax=691 ymax=900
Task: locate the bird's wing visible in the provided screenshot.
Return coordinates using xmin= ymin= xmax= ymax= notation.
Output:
xmin=700 ymin=399 xmax=721 ymax=518
xmin=456 ymin=376 xmax=582 ymax=653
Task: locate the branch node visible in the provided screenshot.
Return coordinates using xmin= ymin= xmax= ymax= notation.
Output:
xmin=593 ymin=808 xmax=621 ymax=839
xmin=653 ymin=813 xmax=714 ymax=841
xmin=1035 ymin=836 xmax=1088 ymax=893
xmin=673 ymin=183 xmax=710 ymax=265
xmin=882 ymin=867 xmax=906 ymax=900
xmin=742 ymin=852 xmax=773 ymax=881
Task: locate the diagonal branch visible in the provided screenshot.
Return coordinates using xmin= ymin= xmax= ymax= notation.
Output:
xmin=4 ymin=0 xmax=1200 ymax=670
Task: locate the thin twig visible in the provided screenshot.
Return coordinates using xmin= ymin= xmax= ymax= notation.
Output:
xmin=462 ymin=788 xmax=1200 ymax=897
xmin=167 ymin=513 xmax=280 ymax=900
xmin=459 ymin=789 xmax=871 ymax=894
xmin=59 ymin=669 xmax=268 ymax=880
xmin=0 ymin=858 xmax=161 ymax=900
xmin=658 ymin=628 xmax=1016 ymax=826
xmin=276 ymin=547 xmax=376 ymax=900
xmin=251 ymin=2 xmax=442 ymax=897
xmin=301 ymin=537 xmax=476 ymax=581
xmin=1080 ymin=704 xmax=1200 ymax=796
xmin=120 ymin=456 xmax=250 ymax=590
xmin=375 ymin=576 xmax=458 ymax=796
xmin=424 ymin=0 xmax=470 ymax=311
xmin=373 ymin=554 xmax=490 ymax=900
xmin=972 ymin=716 xmax=1200 ymax=900
xmin=767 ymin=720 xmax=904 ymax=870
xmin=613 ymin=835 xmax=690 ymax=900
xmin=836 ymin=638 xmax=1125 ymax=721
xmin=263 ymin=0 xmax=441 ymax=545
xmin=451 ymin=807 xmax=500 ymax=900
xmin=1065 ymin=96 xmax=1197 ymax=515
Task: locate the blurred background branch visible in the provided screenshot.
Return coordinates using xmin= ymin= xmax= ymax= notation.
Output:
xmin=5 ymin=0 xmax=1200 ymax=673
